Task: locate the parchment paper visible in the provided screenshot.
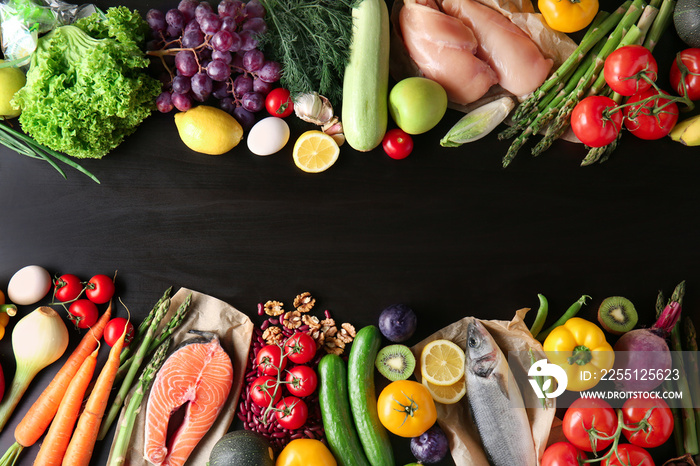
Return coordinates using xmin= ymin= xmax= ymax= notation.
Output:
xmin=411 ymin=309 xmax=556 ymax=466
xmin=106 ymin=287 xmax=255 ymax=466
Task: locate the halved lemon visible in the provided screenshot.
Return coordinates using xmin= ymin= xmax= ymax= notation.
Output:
xmin=292 ymin=130 xmax=340 ymax=173
xmin=422 ymin=376 xmax=466 ymax=404
xmin=420 ymin=339 xmax=466 ymax=386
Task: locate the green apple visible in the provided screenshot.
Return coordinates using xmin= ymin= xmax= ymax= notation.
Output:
xmin=0 ymin=61 xmax=26 ymax=118
xmin=388 ymin=77 xmax=448 ymax=135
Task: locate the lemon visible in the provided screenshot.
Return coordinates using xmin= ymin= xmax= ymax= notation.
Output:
xmin=0 ymin=61 xmax=26 ymax=118
xmin=174 ymin=105 xmax=243 ymax=155
xmin=422 ymin=376 xmax=466 ymax=404
xmin=292 ymin=130 xmax=340 ymax=173
xmin=420 ymin=339 xmax=466 ymax=386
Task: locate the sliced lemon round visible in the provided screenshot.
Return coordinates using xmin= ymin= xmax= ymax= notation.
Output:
xmin=292 ymin=130 xmax=339 ymax=173
xmin=422 ymin=375 xmax=466 ymax=404
xmin=420 ymin=339 xmax=466 ymax=387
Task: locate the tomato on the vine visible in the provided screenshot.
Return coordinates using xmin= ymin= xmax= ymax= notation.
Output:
xmin=255 ymin=344 xmax=287 ymax=376
xmin=382 ymin=128 xmax=413 ymax=160
xmin=104 ymin=317 xmax=135 ymax=347
xmin=285 ymin=364 xmax=318 ymax=397
xmin=571 ymin=96 xmax=623 ymax=147
xmin=284 ymin=332 xmax=317 ymax=365
xmin=541 ymin=442 xmax=587 ymax=466
xmin=669 ymin=48 xmax=700 ymax=101
xmin=54 ymin=274 xmax=83 ymax=302
xmin=265 ymin=87 xmax=294 ymax=118
xmin=605 ymin=444 xmax=654 ymax=466
xmin=604 ymin=45 xmax=658 ymax=97
xmin=85 ymin=274 xmax=115 ymax=304
xmin=68 ymin=299 xmax=99 ymax=329
xmin=250 ymin=375 xmax=282 ymax=408
xmin=621 ymin=395 xmax=674 ymax=448
xmin=275 ymin=396 xmax=308 ymax=430
xmin=624 ymin=88 xmax=679 ymax=140
xmin=563 ymin=398 xmax=618 ymax=453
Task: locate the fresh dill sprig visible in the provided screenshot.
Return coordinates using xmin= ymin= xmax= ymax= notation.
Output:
xmin=258 ymin=0 xmax=360 ymax=106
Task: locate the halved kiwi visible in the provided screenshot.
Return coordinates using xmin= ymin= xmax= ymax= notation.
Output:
xmin=598 ymin=296 xmax=638 ymax=334
xmin=375 ymin=344 xmax=416 ymax=381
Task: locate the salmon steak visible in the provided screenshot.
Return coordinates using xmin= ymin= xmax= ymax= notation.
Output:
xmin=144 ymin=332 xmax=233 ymax=466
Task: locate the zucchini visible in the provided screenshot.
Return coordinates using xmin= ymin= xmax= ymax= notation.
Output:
xmin=318 ymin=354 xmax=372 ymax=466
xmin=341 ymin=0 xmax=390 ymax=152
xmin=674 ymin=0 xmax=700 ymax=47
xmin=347 ymin=325 xmax=395 ymax=466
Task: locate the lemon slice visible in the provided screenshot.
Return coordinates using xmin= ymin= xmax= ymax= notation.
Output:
xmin=292 ymin=130 xmax=340 ymax=173
xmin=420 ymin=339 xmax=466 ymax=386
xmin=422 ymin=376 xmax=466 ymax=404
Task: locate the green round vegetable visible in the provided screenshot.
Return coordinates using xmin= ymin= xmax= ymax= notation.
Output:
xmin=208 ymin=430 xmax=275 ymax=466
xmin=674 ymin=0 xmax=700 ymax=47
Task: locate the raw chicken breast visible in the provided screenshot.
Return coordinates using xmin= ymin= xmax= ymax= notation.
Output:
xmin=440 ymin=0 xmax=553 ymax=97
xmin=399 ymin=0 xmax=498 ymax=105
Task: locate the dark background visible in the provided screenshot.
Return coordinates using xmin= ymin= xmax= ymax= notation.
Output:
xmin=0 ymin=0 xmax=698 ymax=464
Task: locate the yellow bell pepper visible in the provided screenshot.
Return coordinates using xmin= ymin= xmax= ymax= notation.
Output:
xmin=538 ymin=0 xmax=599 ymax=33
xmin=543 ymin=317 xmax=614 ymax=391
xmin=275 ymin=439 xmax=337 ymax=466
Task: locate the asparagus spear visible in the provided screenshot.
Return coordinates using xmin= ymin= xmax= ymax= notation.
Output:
xmin=119 ymin=286 xmax=173 ymax=365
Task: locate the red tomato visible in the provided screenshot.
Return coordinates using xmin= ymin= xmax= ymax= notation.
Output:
xmin=604 ymin=45 xmax=658 ymax=97
xmin=265 ymin=87 xmax=294 ymax=118
xmin=285 ymin=364 xmax=318 ymax=397
xmin=275 ymin=396 xmax=308 ymax=430
xmin=621 ymin=395 xmax=674 ymax=448
xmin=669 ymin=48 xmax=700 ymax=101
xmin=624 ymin=89 xmax=679 ymax=140
xmin=250 ymin=375 xmax=282 ymax=408
xmin=541 ymin=442 xmax=587 ymax=466
xmin=53 ymin=274 xmax=83 ymax=302
xmin=605 ymin=444 xmax=655 ymax=466
xmin=104 ymin=317 xmax=135 ymax=347
xmin=255 ymin=344 xmax=287 ymax=376
xmin=563 ymin=398 xmax=618 ymax=453
xmin=68 ymin=299 xmax=99 ymax=329
xmin=85 ymin=274 xmax=115 ymax=304
xmin=284 ymin=332 xmax=317 ymax=365
xmin=571 ymin=96 xmax=623 ymax=147
xmin=382 ymin=128 xmax=413 ymax=160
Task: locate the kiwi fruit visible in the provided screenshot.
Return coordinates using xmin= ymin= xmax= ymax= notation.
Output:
xmin=375 ymin=344 xmax=416 ymax=381
xmin=598 ymin=296 xmax=638 ymax=334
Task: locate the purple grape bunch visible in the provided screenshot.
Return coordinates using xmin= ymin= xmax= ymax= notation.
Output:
xmin=146 ymin=0 xmax=281 ymax=130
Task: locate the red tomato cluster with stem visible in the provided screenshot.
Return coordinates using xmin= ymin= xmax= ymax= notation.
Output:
xmin=52 ymin=272 xmax=117 ymax=330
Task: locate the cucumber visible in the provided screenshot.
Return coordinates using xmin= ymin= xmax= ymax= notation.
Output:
xmin=347 ymin=325 xmax=395 ymax=466
xmin=318 ymin=354 xmax=372 ymax=466
xmin=341 ymin=0 xmax=390 ymax=152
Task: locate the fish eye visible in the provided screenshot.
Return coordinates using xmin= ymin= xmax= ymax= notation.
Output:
xmin=468 ymin=336 xmax=479 ymax=348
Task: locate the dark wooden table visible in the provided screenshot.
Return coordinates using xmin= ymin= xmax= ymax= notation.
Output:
xmin=1 ymin=0 xmax=699 ymax=464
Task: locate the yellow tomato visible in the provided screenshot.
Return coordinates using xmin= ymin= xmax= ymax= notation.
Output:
xmin=275 ymin=439 xmax=337 ymax=466
xmin=538 ymin=0 xmax=599 ymax=33
xmin=377 ymin=380 xmax=437 ymax=438
xmin=543 ymin=317 xmax=614 ymax=391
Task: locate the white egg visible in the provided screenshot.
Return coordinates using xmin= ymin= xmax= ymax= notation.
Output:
xmin=7 ymin=265 xmax=52 ymax=306
xmin=247 ymin=117 xmax=290 ymax=156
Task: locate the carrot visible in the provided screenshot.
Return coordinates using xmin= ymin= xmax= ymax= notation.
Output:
xmin=13 ymin=302 xmax=112 ymax=448
xmin=32 ymin=346 xmax=99 ymax=466
xmin=61 ymin=319 xmax=127 ymax=466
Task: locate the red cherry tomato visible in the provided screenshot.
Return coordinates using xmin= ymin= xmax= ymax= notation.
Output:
xmin=571 ymin=95 xmax=623 ymax=147
xmin=68 ymin=299 xmax=99 ymax=329
xmin=285 ymin=364 xmax=318 ymax=397
xmin=265 ymin=87 xmax=294 ymax=118
xmin=53 ymin=274 xmax=83 ymax=302
xmin=250 ymin=375 xmax=282 ymax=408
xmin=382 ymin=128 xmax=413 ymax=160
xmin=621 ymin=395 xmax=674 ymax=448
xmin=284 ymin=332 xmax=317 ymax=365
xmin=669 ymin=48 xmax=700 ymax=101
xmin=563 ymin=398 xmax=618 ymax=453
xmin=104 ymin=317 xmax=135 ymax=347
xmin=605 ymin=444 xmax=655 ymax=466
xmin=255 ymin=344 xmax=287 ymax=376
xmin=85 ymin=274 xmax=115 ymax=304
xmin=603 ymin=45 xmax=658 ymax=96
xmin=275 ymin=396 xmax=308 ymax=430
xmin=541 ymin=442 xmax=587 ymax=466
xmin=624 ymin=88 xmax=679 ymax=140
